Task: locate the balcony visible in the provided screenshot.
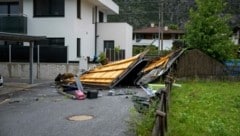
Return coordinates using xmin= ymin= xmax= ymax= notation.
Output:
xmin=0 ymin=15 xmax=27 ymax=34
xmin=88 ymin=0 xmax=119 ymax=15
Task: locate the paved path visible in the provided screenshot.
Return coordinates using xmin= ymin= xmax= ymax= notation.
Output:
xmin=0 ymin=81 xmax=143 ymax=136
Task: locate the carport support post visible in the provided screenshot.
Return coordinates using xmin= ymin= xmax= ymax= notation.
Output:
xmin=37 ymin=45 xmax=40 ymax=79
xmin=9 ymin=44 xmax=11 ymax=63
xmin=29 ymin=42 xmax=34 ymax=84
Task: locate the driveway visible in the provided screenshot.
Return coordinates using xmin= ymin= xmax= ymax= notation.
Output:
xmin=0 ymin=82 xmax=142 ymax=136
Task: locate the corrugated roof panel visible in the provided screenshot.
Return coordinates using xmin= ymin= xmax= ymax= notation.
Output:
xmin=143 ymin=53 xmax=173 ymax=73
xmin=80 ymin=51 xmax=147 ymax=88
xmin=137 ymin=49 xmax=186 ymax=85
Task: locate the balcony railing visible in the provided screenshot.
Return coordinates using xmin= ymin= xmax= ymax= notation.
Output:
xmin=0 ymin=14 xmax=27 ymax=34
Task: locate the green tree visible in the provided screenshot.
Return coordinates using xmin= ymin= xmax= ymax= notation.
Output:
xmin=184 ymin=0 xmax=235 ymax=61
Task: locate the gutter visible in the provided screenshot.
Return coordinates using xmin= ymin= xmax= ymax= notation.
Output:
xmin=94 ymin=6 xmax=98 ymax=61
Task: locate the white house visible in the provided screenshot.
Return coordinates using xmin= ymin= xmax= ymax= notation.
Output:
xmin=133 ymin=26 xmax=184 ymax=50
xmin=98 ymin=22 xmax=133 ymax=58
xmin=0 ymin=0 xmax=132 ymax=62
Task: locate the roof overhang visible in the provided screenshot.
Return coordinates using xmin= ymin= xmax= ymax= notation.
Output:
xmin=0 ymin=32 xmax=46 ymax=42
xmin=87 ymin=0 xmax=119 ymax=15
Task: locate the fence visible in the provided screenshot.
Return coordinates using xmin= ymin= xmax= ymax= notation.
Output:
xmin=152 ymin=75 xmax=174 ymax=136
xmin=0 ymin=44 xmax=67 ymax=63
xmin=105 ymin=49 xmax=125 ymax=62
xmin=175 ymin=49 xmax=226 ymax=78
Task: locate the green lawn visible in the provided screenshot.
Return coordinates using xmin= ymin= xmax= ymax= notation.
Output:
xmin=168 ymin=81 xmax=240 ymax=136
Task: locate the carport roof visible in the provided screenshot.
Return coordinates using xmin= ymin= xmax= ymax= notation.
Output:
xmin=0 ymin=32 xmax=46 ymax=42
xmin=0 ymin=32 xmax=46 ymax=84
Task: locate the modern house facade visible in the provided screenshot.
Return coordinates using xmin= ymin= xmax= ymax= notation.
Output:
xmin=133 ymin=26 xmax=184 ymax=50
xmin=0 ymin=0 xmax=132 ymax=62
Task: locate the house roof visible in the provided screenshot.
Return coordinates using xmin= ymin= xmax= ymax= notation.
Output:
xmin=137 ymin=49 xmax=186 ymax=85
xmin=133 ymin=27 xmax=185 ymax=34
xmin=80 ymin=51 xmax=148 ymax=88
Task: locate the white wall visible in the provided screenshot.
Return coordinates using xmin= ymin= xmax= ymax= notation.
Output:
xmin=23 ymin=0 xmax=96 ymax=61
xmin=23 ymin=0 xmax=124 ymax=61
xmin=97 ymin=23 xmax=133 ymax=58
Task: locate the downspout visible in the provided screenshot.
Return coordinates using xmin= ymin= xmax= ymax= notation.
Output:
xmin=94 ymin=6 xmax=98 ymax=61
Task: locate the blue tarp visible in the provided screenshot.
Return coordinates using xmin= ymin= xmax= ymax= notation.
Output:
xmin=224 ymin=59 xmax=240 ymax=76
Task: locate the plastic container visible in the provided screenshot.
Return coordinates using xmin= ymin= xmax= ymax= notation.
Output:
xmin=87 ymin=90 xmax=98 ymax=99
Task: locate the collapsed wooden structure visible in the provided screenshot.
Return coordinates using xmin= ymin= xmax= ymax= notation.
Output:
xmin=57 ymin=48 xmax=228 ymax=88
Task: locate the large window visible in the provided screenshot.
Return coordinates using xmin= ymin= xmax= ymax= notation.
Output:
xmin=0 ymin=2 xmax=19 ymax=15
xmin=34 ymin=0 xmax=64 ymax=17
xmin=77 ymin=38 xmax=81 ymax=57
xmin=77 ymin=0 xmax=81 ymax=19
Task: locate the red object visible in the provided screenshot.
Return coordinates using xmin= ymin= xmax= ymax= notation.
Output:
xmin=74 ymin=90 xmax=86 ymax=100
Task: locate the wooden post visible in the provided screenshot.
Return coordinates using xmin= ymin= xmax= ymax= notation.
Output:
xmin=163 ymin=91 xmax=168 ymax=132
xmin=152 ymin=116 xmax=160 ymax=136
xmin=156 ymin=110 xmax=166 ymax=136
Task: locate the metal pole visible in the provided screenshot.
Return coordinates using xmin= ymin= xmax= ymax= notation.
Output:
xmin=37 ymin=45 xmax=40 ymax=64
xmin=9 ymin=44 xmax=11 ymax=63
xmin=66 ymin=45 xmax=69 ymax=64
xmin=94 ymin=6 xmax=98 ymax=60
xmin=66 ymin=45 xmax=69 ymax=73
xmin=160 ymin=0 xmax=164 ymax=52
xmin=37 ymin=45 xmax=40 ymax=79
xmin=158 ymin=1 xmax=161 ymax=55
xmin=29 ymin=42 xmax=34 ymax=84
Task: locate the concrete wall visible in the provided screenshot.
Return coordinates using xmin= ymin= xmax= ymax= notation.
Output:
xmin=97 ymin=23 xmax=133 ymax=58
xmin=0 ymin=63 xmax=82 ymax=80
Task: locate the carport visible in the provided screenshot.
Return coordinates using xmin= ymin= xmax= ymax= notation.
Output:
xmin=0 ymin=32 xmax=46 ymax=84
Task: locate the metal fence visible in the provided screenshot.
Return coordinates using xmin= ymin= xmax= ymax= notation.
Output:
xmin=105 ymin=49 xmax=125 ymax=62
xmin=0 ymin=45 xmax=67 ymax=63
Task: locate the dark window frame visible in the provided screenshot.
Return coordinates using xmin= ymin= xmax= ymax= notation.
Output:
xmin=33 ymin=0 xmax=65 ymax=17
xmin=104 ymin=40 xmax=114 ymax=51
xmin=77 ymin=38 xmax=81 ymax=57
xmin=35 ymin=38 xmax=65 ymax=47
xmin=99 ymin=11 xmax=104 ymax=23
xmin=77 ymin=0 xmax=81 ymax=19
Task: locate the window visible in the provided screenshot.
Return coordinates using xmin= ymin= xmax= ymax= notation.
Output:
xmin=34 ymin=0 xmax=64 ymax=17
xmin=35 ymin=38 xmax=64 ymax=47
xmin=99 ymin=11 xmax=104 ymax=23
xmin=104 ymin=40 xmax=114 ymax=51
xmin=77 ymin=0 xmax=81 ymax=19
xmin=0 ymin=2 xmax=19 ymax=15
xmin=77 ymin=38 xmax=81 ymax=57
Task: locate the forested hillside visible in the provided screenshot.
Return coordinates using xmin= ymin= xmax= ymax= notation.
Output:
xmin=108 ymin=0 xmax=240 ymax=29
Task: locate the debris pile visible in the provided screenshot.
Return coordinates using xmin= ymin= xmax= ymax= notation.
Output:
xmin=54 ymin=49 xmax=185 ymax=100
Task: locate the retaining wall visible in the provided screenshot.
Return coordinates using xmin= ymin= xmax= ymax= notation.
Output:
xmin=0 ymin=63 xmax=94 ymax=80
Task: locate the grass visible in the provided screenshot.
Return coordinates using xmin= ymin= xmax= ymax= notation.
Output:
xmin=168 ymin=80 xmax=240 ymax=136
xmin=127 ymin=100 xmax=159 ymax=136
